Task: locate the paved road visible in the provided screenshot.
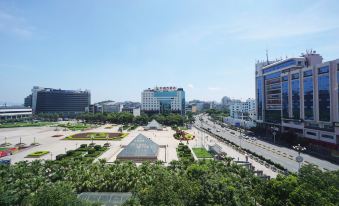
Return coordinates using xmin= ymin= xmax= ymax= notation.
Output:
xmin=190 ymin=127 xmax=278 ymax=178
xmin=194 ymin=114 xmax=339 ymax=172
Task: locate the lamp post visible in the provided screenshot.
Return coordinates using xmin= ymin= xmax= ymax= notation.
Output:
xmin=91 ymin=135 xmax=94 ymax=145
xmin=165 ymin=145 xmax=168 ymax=162
xmin=271 ymin=126 xmax=278 ymax=144
xmin=293 ymin=144 xmax=306 ymax=173
xmin=239 ymin=135 xmax=242 ymax=148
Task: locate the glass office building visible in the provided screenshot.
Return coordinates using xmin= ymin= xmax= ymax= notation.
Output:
xmin=27 ymin=86 xmax=90 ymax=115
xmin=141 ymin=87 xmax=185 ymax=115
xmin=255 ymin=52 xmax=339 ymax=148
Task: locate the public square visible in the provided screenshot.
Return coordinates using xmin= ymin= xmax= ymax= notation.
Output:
xmin=0 ymin=124 xmax=183 ymax=164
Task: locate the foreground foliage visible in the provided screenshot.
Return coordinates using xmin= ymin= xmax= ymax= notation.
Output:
xmin=0 ymin=159 xmax=338 ymax=206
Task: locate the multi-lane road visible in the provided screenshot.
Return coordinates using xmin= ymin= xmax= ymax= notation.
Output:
xmin=194 ymin=114 xmax=339 ymax=172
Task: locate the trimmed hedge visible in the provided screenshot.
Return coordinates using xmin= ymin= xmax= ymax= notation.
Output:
xmin=199 ymin=127 xmax=288 ymax=173
xmin=26 ymin=151 xmax=50 ymax=158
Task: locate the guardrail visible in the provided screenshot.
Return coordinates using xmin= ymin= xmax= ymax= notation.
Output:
xmin=194 ymin=125 xmax=289 ymax=175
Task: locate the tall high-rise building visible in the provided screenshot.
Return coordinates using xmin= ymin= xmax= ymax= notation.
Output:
xmin=255 ymin=51 xmax=339 ymax=147
xmin=141 ymin=86 xmax=185 ymax=115
xmin=24 ymin=94 xmax=32 ymax=108
xmin=26 ymin=86 xmax=90 ymax=115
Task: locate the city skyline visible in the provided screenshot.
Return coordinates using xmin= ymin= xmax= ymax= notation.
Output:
xmin=1 ymin=0 xmax=339 ymax=104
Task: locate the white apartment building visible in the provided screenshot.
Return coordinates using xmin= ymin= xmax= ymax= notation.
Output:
xmin=141 ymin=87 xmax=185 ymax=115
xmin=229 ymin=98 xmax=256 ymax=120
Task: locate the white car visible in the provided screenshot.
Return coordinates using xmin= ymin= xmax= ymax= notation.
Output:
xmin=216 ymin=129 xmax=220 ymax=132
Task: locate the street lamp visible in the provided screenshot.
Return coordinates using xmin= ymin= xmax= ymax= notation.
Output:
xmin=271 ymin=126 xmax=279 ymax=144
xmin=293 ymin=144 xmax=306 ymax=173
xmin=239 ymin=134 xmax=242 ymax=148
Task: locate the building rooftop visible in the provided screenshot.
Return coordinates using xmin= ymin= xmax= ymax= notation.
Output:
xmin=78 ymin=192 xmax=132 ymax=206
xmin=144 ymin=86 xmax=183 ymax=92
xmin=0 ymin=106 xmax=31 ymax=110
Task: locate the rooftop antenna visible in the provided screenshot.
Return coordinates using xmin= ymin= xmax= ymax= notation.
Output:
xmin=266 ymin=49 xmax=269 ymax=65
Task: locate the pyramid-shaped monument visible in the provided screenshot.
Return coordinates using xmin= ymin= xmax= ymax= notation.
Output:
xmin=116 ymin=134 xmax=159 ymax=162
xmin=144 ymin=119 xmax=163 ymax=130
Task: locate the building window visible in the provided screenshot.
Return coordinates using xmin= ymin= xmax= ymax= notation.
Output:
xmin=263 ymin=59 xmax=297 ymax=74
xmin=282 ymin=80 xmax=289 ymax=118
xmin=304 ymin=77 xmax=314 ymax=120
xmin=292 ymin=73 xmax=299 ymax=79
xmin=318 ymin=66 xmax=329 ymax=74
xmin=321 ymin=134 xmax=334 ymax=139
xmin=318 ymin=74 xmax=330 ymax=122
xmin=256 ymin=77 xmax=263 ymax=120
xmin=306 ymin=131 xmax=317 ymax=136
xmin=303 ymin=70 xmax=313 ymax=77
xmin=292 ymin=78 xmax=300 ymax=119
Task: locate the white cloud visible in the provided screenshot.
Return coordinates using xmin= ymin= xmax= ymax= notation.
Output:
xmin=164 ymin=1 xmax=339 ymax=45
xmin=0 ymin=10 xmax=34 ymax=38
xmin=188 ymin=84 xmax=194 ymax=89
xmin=208 ymin=87 xmax=221 ymax=91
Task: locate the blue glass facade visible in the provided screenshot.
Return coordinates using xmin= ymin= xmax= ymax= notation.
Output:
xmin=318 ymin=66 xmax=330 ymax=122
xmin=337 ymin=69 xmax=339 ymax=117
xmin=263 ymin=59 xmax=297 ymax=74
xmin=154 ymin=91 xmax=177 ymax=97
xmin=303 ymin=71 xmax=314 ymax=120
xmin=264 ymin=72 xmax=282 ymax=123
xmin=291 ymin=75 xmax=300 ymax=119
xmin=282 ymin=76 xmax=289 ymax=118
xmin=256 ymin=77 xmax=263 ymax=120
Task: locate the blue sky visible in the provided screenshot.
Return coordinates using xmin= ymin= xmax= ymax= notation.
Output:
xmin=1 ymin=0 xmax=339 ymax=104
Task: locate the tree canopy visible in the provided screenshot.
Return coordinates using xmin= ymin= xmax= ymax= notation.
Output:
xmin=0 ymin=158 xmax=337 ymax=206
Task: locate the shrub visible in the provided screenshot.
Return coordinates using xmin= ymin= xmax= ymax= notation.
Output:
xmin=87 ymin=148 xmax=95 ymax=154
xmin=66 ymin=150 xmax=75 ymax=156
xmin=56 ymin=154 xmax=66 ymax=161
xmin=94 ymin=145 xmax=101 ymax=151
xmin=80 ymin=144 xmax=87 ymax=148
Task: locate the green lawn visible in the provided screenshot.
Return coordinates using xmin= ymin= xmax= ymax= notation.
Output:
xmin=57 ymin=123 xmax=95 ymax=131
xmin=64 ymin=132 xmax=128 ymax=140
xmin=178 ymin=126 xmax=188 ymax=130
xmin=26 ymin=151 xmax=50 ymax=158
xmin=184 ymin=133 xmax=194 ymax=140
xmin=192 ymin=148 xmax=213 ymax=158
xmin=0 ymin=122 xmax=55 ymax=128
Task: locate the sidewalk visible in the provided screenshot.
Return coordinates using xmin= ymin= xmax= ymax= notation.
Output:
xmin=191 ymin=127 xmax=278 ymax=178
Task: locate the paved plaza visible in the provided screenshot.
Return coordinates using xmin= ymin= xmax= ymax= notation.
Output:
xmin=106 ymin=127 xmax=181 ymax=163
xmin=0 ymin=124 xmax=121 ymax=163
xmin=1 ymin=124 xmax=278 ymax=177
xmin=0 ymin=124 xmax=182 ymax=164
